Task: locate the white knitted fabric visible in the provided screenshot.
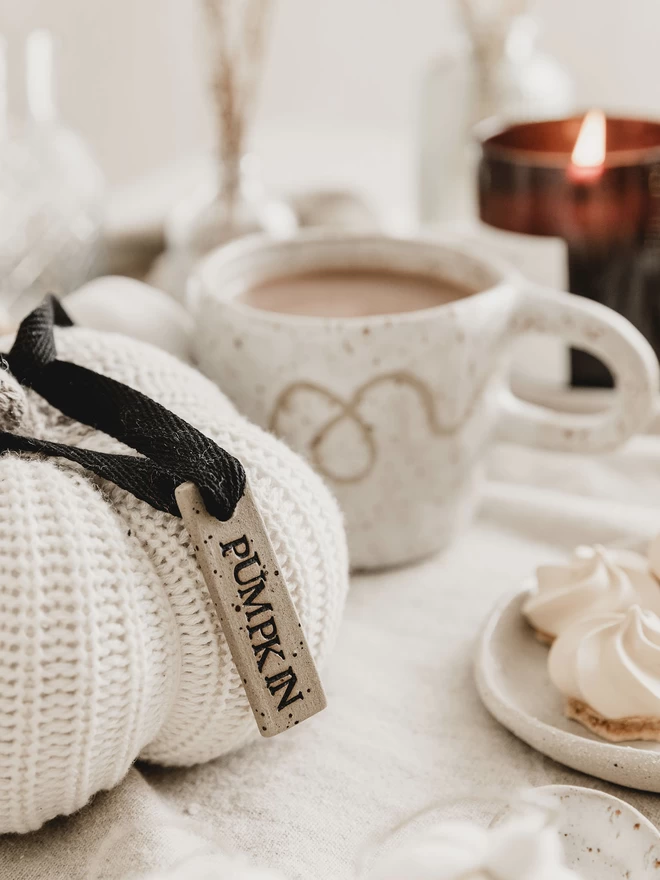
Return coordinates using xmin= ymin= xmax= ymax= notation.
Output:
xmin=0 ymin=326 xmax=348 ymax=834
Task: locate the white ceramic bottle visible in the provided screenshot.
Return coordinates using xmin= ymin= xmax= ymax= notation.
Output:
xmin=418 ymin=12 xmax=575 ymax=227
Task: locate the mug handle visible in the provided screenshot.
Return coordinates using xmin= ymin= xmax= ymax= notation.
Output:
xmin=497 ymin=283 xmax=659 ymax=452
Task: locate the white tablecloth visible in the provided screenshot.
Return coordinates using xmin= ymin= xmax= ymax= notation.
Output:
xmin=3 ymin=435 xmax=660 ymax=880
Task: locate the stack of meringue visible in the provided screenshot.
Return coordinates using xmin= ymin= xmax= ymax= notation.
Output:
xmin=522 ymin=539 xmax=660 ymax=742
xmin=365 ymin=811 xmax=581 ymax=880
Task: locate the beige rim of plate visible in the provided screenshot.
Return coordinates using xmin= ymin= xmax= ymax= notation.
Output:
xmin=475 ymin=590 xmax=660 ymax=792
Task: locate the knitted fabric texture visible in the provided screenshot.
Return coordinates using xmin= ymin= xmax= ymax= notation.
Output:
xmin=0 ymin=369 xmax=27 ymax=432
xmin=0 ymin=326 xmax=349 ymax=834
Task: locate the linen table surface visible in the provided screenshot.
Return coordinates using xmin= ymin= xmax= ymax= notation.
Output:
xmin=3 ymin=434 xmax=660 ymax=879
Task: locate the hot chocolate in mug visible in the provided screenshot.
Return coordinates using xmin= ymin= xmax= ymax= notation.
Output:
xmin=189 ymin=233 xmax=659 ymax=569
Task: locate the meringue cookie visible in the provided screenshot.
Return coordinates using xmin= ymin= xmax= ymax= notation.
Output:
xmin=522 ymin=544 xmax=660 ymax=642
xmin=548 ymin=605 xmax=660 ymax=741
xmin=366 ymin=815 xmax=580 ymax=880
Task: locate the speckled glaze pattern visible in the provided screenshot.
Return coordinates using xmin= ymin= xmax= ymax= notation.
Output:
xmin=190 ymin=233 xmax=659 ymax=570
xmin=494 ymin=785 xmax=660 ymax=879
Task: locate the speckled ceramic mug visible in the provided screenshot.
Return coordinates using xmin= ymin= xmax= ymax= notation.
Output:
xmin=190 ymin=233 xmax=659 ymax=570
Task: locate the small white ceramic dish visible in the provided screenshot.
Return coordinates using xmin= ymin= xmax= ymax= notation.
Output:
xmin=494 ymin=785 xmax=660 ymax=879
xmin=359 ymin=786 xmax=660 ymax=879
xmin=475 ymin=589 xmax=660 ymax=792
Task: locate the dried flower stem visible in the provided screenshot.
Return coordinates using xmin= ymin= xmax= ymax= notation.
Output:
xmin=202 ymin=0 xmax=273 ymax=220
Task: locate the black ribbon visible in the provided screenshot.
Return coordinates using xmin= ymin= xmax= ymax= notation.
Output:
xmin=0 ymin=296 xmax=246 ymax=521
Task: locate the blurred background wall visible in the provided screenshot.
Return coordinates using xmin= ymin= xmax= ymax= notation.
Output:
xmin=2 ymin=0 xmax=658 ymax=187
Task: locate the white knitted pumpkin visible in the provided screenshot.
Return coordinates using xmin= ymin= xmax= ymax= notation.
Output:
xmin=0 ymin=325 xmax=348 ymax=833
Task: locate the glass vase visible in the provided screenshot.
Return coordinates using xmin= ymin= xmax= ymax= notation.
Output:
xmin=0 ymin=30 xmax=105 ymax=316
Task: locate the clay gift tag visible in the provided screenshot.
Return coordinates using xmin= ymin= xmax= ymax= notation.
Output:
xmin=175 ymin=480 xmax=327 ymax=736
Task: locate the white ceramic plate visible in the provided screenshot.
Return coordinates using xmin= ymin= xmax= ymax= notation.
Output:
xmin=475 ymin=590 xmax=660 ymax=792
xmin=494 ymin=785 xmax=660 ymax=879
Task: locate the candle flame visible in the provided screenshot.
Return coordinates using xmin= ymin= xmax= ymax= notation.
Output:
xmin=571 ymin=109 xmax=606 ymax=168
